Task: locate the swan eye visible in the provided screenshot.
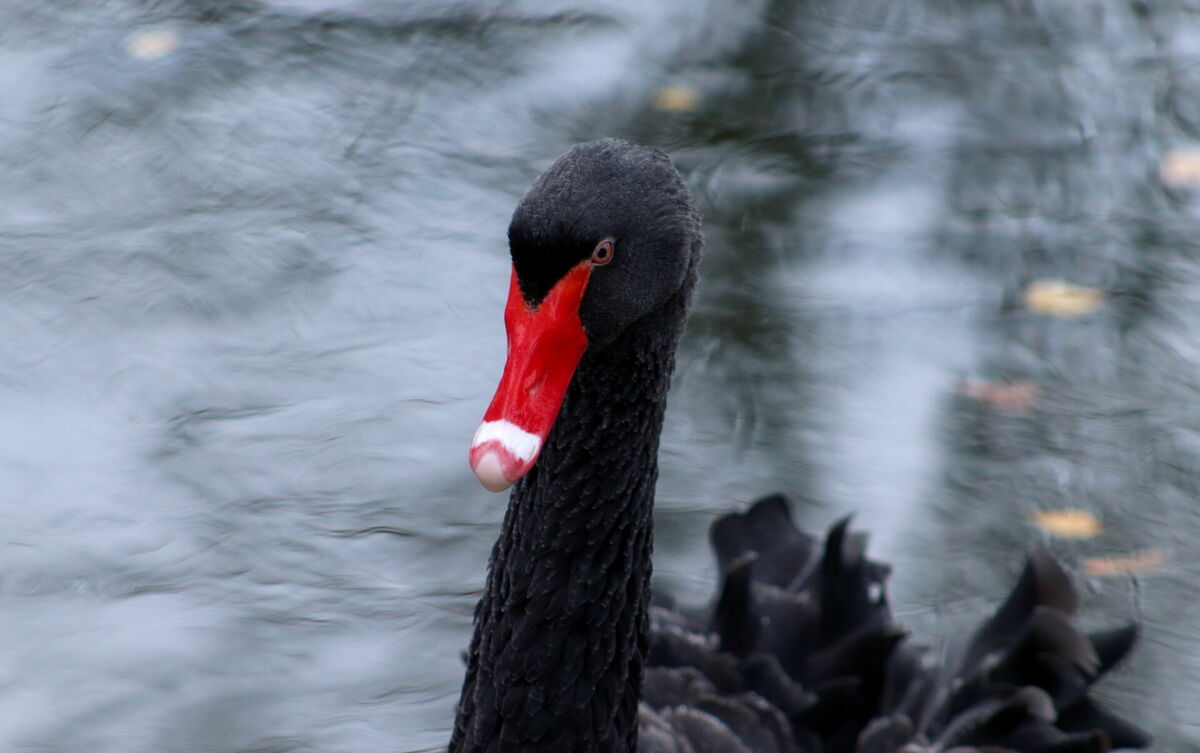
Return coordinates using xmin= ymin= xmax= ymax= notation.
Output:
xmin=590 ymin=239 xmax=615 ymax=266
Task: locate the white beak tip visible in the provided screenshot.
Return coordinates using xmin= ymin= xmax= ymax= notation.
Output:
xmin=471 ymin=450 xmax=514 ymax=492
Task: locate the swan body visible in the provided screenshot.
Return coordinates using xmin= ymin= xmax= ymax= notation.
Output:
xmin=449 ymin=140 xmax=1148 ymax=753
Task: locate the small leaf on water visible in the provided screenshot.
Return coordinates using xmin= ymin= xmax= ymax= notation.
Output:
xmin=962 ymin=378 xmax=1039 ymax=412
xmin=1083 ymin=550 xmax=1165 ymax=577
xmin=653 ymin=86 xmax=700 ymax=113
xmin=1023 ymin=280 xmax=1104 ymax=318
xmin=1031 ymin=509 xmax=1102 ymax=539
xmin=127 ymin=30 xmax=180 ymax=60
xmin=1159 ymin=148 xmax=1200 ymax=187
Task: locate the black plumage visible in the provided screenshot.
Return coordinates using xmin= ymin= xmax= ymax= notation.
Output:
xmin=449 ymin=140 xmax=1148 ymax=753
xmin=640 ymin=495 xmax=1151 ymax=753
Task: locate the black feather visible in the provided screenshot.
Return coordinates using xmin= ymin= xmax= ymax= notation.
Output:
xmin=451 ymin=142 xmax=1147 ymax=753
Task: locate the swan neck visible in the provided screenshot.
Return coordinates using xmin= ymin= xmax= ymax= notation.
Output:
xmin=450 ymin=286 xmax=691 ymax=753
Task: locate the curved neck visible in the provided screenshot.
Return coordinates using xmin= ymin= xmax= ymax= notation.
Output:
xmin=450 ymin=281 xmax=693 ymax=753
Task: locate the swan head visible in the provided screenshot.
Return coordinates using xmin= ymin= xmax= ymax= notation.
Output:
xmin=470 ymin=140 xmax=701 ymax=491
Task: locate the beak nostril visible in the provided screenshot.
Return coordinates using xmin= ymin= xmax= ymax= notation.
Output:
xmin=524 ymin=371 xmax=547 ymax=395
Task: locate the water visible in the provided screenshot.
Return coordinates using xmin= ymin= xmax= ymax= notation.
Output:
xmin=1 ymin=0 xmax=1196 ymax=750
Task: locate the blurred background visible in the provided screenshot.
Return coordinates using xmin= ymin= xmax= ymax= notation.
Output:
xmin=1 ymin=0 xmax=1197 ymax=750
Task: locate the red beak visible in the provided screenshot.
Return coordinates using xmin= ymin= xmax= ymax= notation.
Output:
xmin=469 ymin=262 xmax=592 ymax=491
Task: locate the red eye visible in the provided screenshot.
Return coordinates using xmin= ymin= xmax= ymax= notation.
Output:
xmin=591 ymin=239 xmax=615 ymax=266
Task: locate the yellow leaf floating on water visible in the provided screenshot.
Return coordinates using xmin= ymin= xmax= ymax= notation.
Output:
xmin=1159 ymin=148 xmax=1200 ymax=187
xmin=962 ymin=378 xmax=1039 ymax=412
xmin=1030 ymin=509 xmax=1102 ymax=539
xmin=1023 ymin=280 xmax=1104 ymax=318
xmin=653 ymin=86 xmax=700 ymax=113
xmin=126 ymin=29 xmax=180 ymax=60
xmin=1083 ymin=550 xmax=1165 ymax=577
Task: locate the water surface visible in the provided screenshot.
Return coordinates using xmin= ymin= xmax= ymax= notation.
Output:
xmin=0 ymin=0 xmax=1196 ymax=750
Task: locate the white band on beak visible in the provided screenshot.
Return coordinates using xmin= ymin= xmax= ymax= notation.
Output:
xmin=471 ymin=420 xmax=542 ymax=462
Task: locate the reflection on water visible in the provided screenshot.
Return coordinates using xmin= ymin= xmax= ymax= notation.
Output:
xmin=0 ymin=0 xmax=1196 ymax=750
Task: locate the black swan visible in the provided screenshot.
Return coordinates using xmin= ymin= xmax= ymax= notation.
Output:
xmin=450 ymin=140 xmax=1150 ymax=753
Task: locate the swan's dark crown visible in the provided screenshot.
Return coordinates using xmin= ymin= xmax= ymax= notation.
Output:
xmin=508 ymin=139 xmax=701 ymax=347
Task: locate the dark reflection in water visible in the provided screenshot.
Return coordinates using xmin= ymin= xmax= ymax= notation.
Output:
xmin=0 ymin=0 xmax=1196 ymax=750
